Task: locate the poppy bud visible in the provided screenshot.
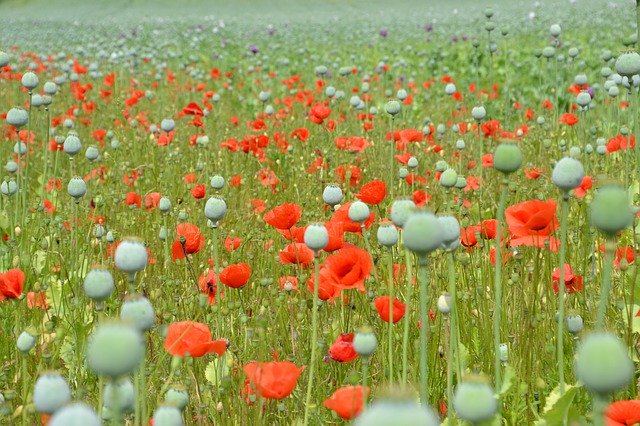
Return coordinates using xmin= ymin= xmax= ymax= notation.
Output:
xmin=566 ymin=314 xmax=583 ymax=334
xmin=103 ymin=377 xmax=135 ymax=414
xmin=437 ymin=293 xmax=451 ymax=314
xmin=377 ymin=222 xmax=399 ymax=247
xmin=161 ymin=119 xmax=175 ymax=132
xmin=63 ymin=134 xmax=82 ymax=156
xmin=86 ymin=321 xmax=144 ymax=378
xmin=114 ymin=237 xmax=148 ymax=273
xmin=204 ymin=196 xmax=227 ymax=223
xmin=551 ymin=157 xmax=584 ymax=191
xmin=354 ymin=327 xmax=377 ymax=357
xmin=21 ymin=72 xmax=39 ymax=90
xmin=493 ymin=142 xmax=522 ymax=174
xmin=455 ymin=176 xmax=467 ymax=189
xmin=210 ymin=175 xmax=225 ymax=190
xmin=549 ymin=24 xmax=561 ymax=37
xmin=67 ymin=177 xmax=86 ymax=200
xmin=1 ymin=180 xmax=17 ymax=196
xmin=17 ymin=328 xmax=37 ymax=354
xmin=385 ymin=100 xmax=401 ymax=116
xmin=403 ymin=211 xmax=443 ymax=255
xmin=304 ymin=223 xmax=329 ymax=252
xmin=323 ymin=184 xmax=343 ymax=207
xmin=43 ymin=81 xmax=58 ymax=95
xmin=590 ymin=184 xmax=633 ymax=236
xmin=354 ymin=394 xmax=439 ymax=426
xmin=438 ymin=215 xmax=460 ymax=251
xmin=444 ymin=83 xmax=456 ymax=95
xmin=484 ymin=7 xmax=494 ymax=18
xmin=153 ymin=405 xmax=183 ymax=426
xmin=453 ymin=377 xmax=497 ymax=423
xmin=6 ymin=107 xmax=28 ymax=127
xmin=315 ymin=65 xmax=328 ymax=76
xmin=542 ymin=46 xmax=555 ymax=59
xmin=348 ymin=201 xmax=370 ymax=223
xmin=83 ymin=266 xmax=114 ymax=303
xmin=33 ymin=371 xmax=71 ymax=414
xmin=615 ymin=51 xmax=640 ymax=78
xmin=575 ymin=332 xmax=633 ymax=395
xmin=499 ymin=343 xmax=508 ymax=362
xmin=435 ymin=160 xmax=448 ymax=172
xmin=48 ymin=402 xmax=100 ymax=426
xmin=390 ymin=198 xmax=416 ymax=228
xmin=398 ymin=168 xmax=409 ymax=179
xmin=6 ymin=160 xmax=18 ymax=173
xmin=159 ymin=197 xmax=172 ymax=213
xmin=85 ymin=146 xmax=99 ymax=161
xmin=439 ymin=168 xmax=457 ymax=188
xmin=164 ymin=385 xmax=189 ymax=410
xmin=121 ymin=294 xmax=155 ymax=331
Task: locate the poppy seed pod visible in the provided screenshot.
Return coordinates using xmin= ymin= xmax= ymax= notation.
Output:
xmin=566 ymin=314 xmax=583 ymax=334
xmin=354 ymin=396 xmax=439 ymax=426
xmin=43 ymin=81 xmax=58 ymax=95
xmin=403 ymin=211 xmax=443 ymax=255
xmin=159 ymin=196 xmax=172 ymax=213
xmin=550 ymin=24 xmax=561 ymax=38
xmin=304 ymin=223 xmax=329 ymax=252
xmin=210 ymin=175 xmax=225 ymax=190
xmin=153 ymin=405 xmax=184 ymax=426
xmin=86 ymin=321 xmax=144 ymax=378
xmin=350 ymin=96 xmax=362 ymax=108
xmin=455 ymin=176 xmax=467 ymax=189
xmin=438 ymin=215 xmax=460 ymax=251
xmin=63 ymin=134 xmax=82 ymax=156
xmin=114 ymin=238 xmax=148 ymax=273
xmin=590 ymin=184 xmax=633 ymax=236
xmin=471 ymin=106 xmax=486 ymax=121
xmin=1 ymin=180 xmax=17 ymax=196
xmin=542 ymin=46 xmax=555 ymax=59
xmin=33 ymin=372 xmax=71 ymax=414
xmin=484 ymin=7 xmax=494 ymax=18
xmin=444 ymin=83 xmax=456 ymax=95
xmin=397 ymin=89 xmax=408 ymax=100
xmin=103 ymin=377 xmax=135 ymax=414
xmin=575 ymin=332 xmax=633 ymax=395
xmin=552 ymin=157 xmax=584 ymax=191
xmin=615 ymin=51 xmax=640 ymax=78
xmin=17 ymin=329 xmax=37 ymax=354
xmin=377 ymin=222 xmax=399 ymax=247
xmin=499 ymin=343 xmax=508 ymax=362
xmin=0 ymin=51 xmax=9 ymax=67
xmin=6 ymin=160 xmax=18 ymax=174
xmin=21 ymin=72 xmax=39 ymax=90
xmin=398 ymin=167 xmax=409 ymax=179
xmin=31 ymin=94 xmax=44 ymax=108
xmin=493 ymin=142 xmax=522 ymax=174
xmin=204 ymin=196 xmax=227 ymax=223
xmin=435 ymin=160 xmax=448 ymax=172
xmin=349 ymin=201 xmax=370 ymax=223
xmin=48 ymin=403 xmax=101 ymax=426
xmin=385 ymin=100 xmax=401 ymax=116
xmin=353 ymin=327 xmax=377 ymax=357
xmin=390 ymin=198 xmax=416 ymax=228
xmin=83 ymin=267 xmax=114 ymax=302
xmin=576 ymin=92 xmax=591 ymax=108
xmin=13 ymin=142 xmax=27 ymax=156
xmin=258 ymin=91 xmax=270 ymax=103
xmin=439 ymin=168 xmax=458 ymax=188
xmin=160 ymin=119 xmax=175 ymax=132
xmin=325 ymin=86 xmax=336 ymax=98
xmin=453 ymin=378 xmax=497 ymax=423
xmin=6 ymin=108 xmax=29 ymax=127
xmin=121 ymin=294 xmax=155 ymax=331
xmin=323 ymin=184 xmax=343 ymax=207
xmin=437 ymin=293 xmax=452 ymax=314
xmin=67 ymin=177 xmax=87 ymax=200
xmin=407 ymin=156 xmax=418 ymax=169
xmin=164 ymin=385 xmax=189 ymax=410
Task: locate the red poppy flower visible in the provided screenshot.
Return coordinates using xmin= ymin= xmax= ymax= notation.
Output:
xmin=322 ymin=246 xmax=372 ymax=291
xmin=552 ymin=264 xmax=583 ymax=294
xmin=505 ymin=199 xmax=559 ymax=251
xmin=330 ymin=202 xmax=375 ymax=234
xmin=164 ymin=321 xmax=227 ymax=357
xmin=27 ymin=291 xmax=48 ymax=309
xmin=279 ymin=243 xmax=314 ymax=266
xmin=574 ymin=176 xmax=592 ymax=198
xmin=524 ymin=166 xmax=541 ymax=179
xmin=277 ymin=226 xmax=306 ymax=243
xmin=264 ymin=203 xmax=302 ymax=230
xmin=198 ymin=268 xmax=218 ymax=305
xmin=0 ymin=268 xmax=24 ymax=300
xmin=559 ymin=113 xmax=579 ymax=126
xmin=307 ymin=267 xmax=341 ymax=301
xmin=322 ymin=221 xmax=345 ymax=252
xmin=614 ymin=246 xmax=635 ymax=269
xmin=323 ymin=386 xmax=369 ymax=420
xmin=144 ymin=192 xmax=161 ymax=210
xmin=125 ymin=192 xmax=142 ymax=208
xmin=243 ymin=360 xmax=304 ymax=400
xmin=605 ymin=400 xmax=640 ymax=425
xmin=335 ymin=164 xmax=362 ymax=187
xmin=355 ymin=180 xmax=387 ymax=205
xmin=219 ymin=263 xmax=251 ymax=289
xmin=374 ymin=296 xmax=406 ymax=323
xmin=482 ymin=153 xmax=493 ymax=167
xmin=224 ymin=236 xmax=241 ymax=252
xmin=191 ymin=184 xmax=206 ymax=199
xmin=329 ymin=333 xmax=358 ymax=363
xmin=181 ymin=102 xmax=204 ymax=116
xmin=607 ymin=134 xmax=635 ymax=153
xmin=479 ymin=219 xmax=498 ymax=240
xmin=461 ymin=225 xmax=480 ymax=248
xmin=171 ymin=223 xmax=205 ymax=260
xmin=279 ymin=276 xmax=298 ymax=291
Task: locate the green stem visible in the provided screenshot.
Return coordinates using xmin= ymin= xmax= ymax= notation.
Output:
xmin=592 ymin=393 xmax=607 ymax=426
xmin=387 ymin=248 xmax=394 ymax=382
xmin=21 ymin=355 xmax=28 ymax=424
xmin=418 ymin=254 xmax=429 ymax=405
xmin=361 ymin=358 xmax=369 ymax=410
xmin=303 ymin=255 xmax=320 ymax=426
xmin=493 ymin=180 xmax=508 ymax=395
xmin=556 ymin=194 xmax=569 ymax=395
xmin=401 ymin=246 xmax=414 ymax=385
xmin=596 ymin=238 xmax=616 ymax=330
xmin=447 ymin=251 xmax=458 ymax=425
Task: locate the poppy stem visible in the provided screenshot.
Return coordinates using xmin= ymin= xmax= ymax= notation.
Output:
xmin=303 ymin=254 xmax=320 ymax=426
xmin=556 ymin=193 xmax=569 ymax=396
xmin=418 ymin=254 xmax=429 ymax=405
xmin=163 ymin=215 xmax=170 ymax=270
xmin=389 ymin=116 xmax=395 ymax=198
xmin=596 ymin=238 xmax=616 ymax=330
xmin=21 ymin=355 xmax=28 ymax=425
xmin=447 ymin=251 xmax=459 ymax=425
xmin=493 ymin=180 xmax=508 ymax=402
xmin=592 ymin=393 xmax=607 ymax=426
xmin=401 ymin=245 xmax=414 ymax=385
xmin=387 ymin=247 xmax=394 ymax=382
xmin=361 ymin=358 xmax=369 ymax=410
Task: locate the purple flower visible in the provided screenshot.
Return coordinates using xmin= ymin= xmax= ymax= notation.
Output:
xmin=587 ymin=87 xmax=595 ymax=98
xmin=425 ymin=23 xmax=433 ymax=32
xmin=249 ymin=44 xmax=259 ymax=55
xmin=379 ymin=29 xmax=388 ymax=38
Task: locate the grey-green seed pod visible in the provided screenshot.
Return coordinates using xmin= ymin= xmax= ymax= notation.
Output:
xmin=439 ymin=168 xmax=458 ymax=188
xmin=552 ymin=157 xmax=584 ymax=191
xmin=403 ymin=211 xmax=443 ymax=255
xmin=323 ymin=184 xmax=343 ymax=207
xmin=86 ymin=322 xmax=144 ymax=378
xmin=385 ymin=100 xmax=401 ymax=116
xmin=576 ymin=92 xmax=591 ymax=108
xmin=83 ymin=266 xmax=115 ymax=302
xmin=453 ymin=379 xmax=497 ymax=423
xmin=33 ymin=371 xmax=71 ymax=414
xmin=43 ymin=81 xmax=58 ymax=95
xmin=48 ymin=402 xmax=101 ymax=426
xmin=566 ymin=314 xmax=583 ymax=334
xmin=354 ymin=327 xmax=377 ymax=357
xmin=21 ymin=72 xmax=39 ymax=90
xmin=153 ymin=405 xmax=184 ymax=426
xmin=590 ymin=184 xmax=633 ymax=236
xmin=575 ymin=332 xmax=633 ymax=395
xmin=471 ymin=106 xmax=486 ymax=121
xmin=438 ymin=215 xmax=460 ymax=251
xmin=354 ymin=396 xmax=439 ymax=426
xmin=164 ymin=385 xmax=189 ymax=411
xmin=304 ymin=223 xmax=329 ymax=252
xmin=159 ymin=197 xmax=172 ymax=213
xmin=615 ymin=51 xmax=640 ymax=78
xmin=550 ymin=24 xmax=561 ymax=38
xmin=1 ymin=180 xmax=17 ymax=196
xmin=13 ymin=141 xmax=27 ymax=156
xmin=407 ymin=156 xmax=418 ymax=169
xmin=204 ymin=196 xmax=227 ymax=222
xmin=390 ymin=198 xmax=416 ymax=228
xmin=121 ymin=294 xmax=155 ymax=331
xmin=114 ymin=237 xmax=148 ymax=273
xmin=103 ymin=377 xmax=135 ymax=413
xmin=67 ymin=177 xmax=87 ymax=199
xmin=161 ymin=119 xmax=175 ymax=132
xmin=0 ymin=51 xmax=9 ymax=67
xmin=85 ymin=146 xmax=100 ymax=161
xmin=542 ymin=46 xmax=555 ymax=59
xmin=377 ymin=222 xmax=399 ymax=247
xmin=6 ymin=108 xmax=29 ymax=127
xmin=445 ymin=83 xmax=456 ymax=95
xmin=493 ymin=142 xmax=522 ymax=174
xmin=63 ymin=135 xmax=82 ymax=156
xmin=17 ymin=329 xmax=37 ymax=354
xmin=210 ymin=175 xmax=225 ymax=190
xmin=349 ymin=201 xmax=370 ymax=223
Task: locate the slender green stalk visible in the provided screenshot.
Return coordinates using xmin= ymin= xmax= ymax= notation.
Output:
xmin=110 ymin=377 xmax=122 ymax=426
xmin=493 ymin=180 xmax=508 ymax=394
xmin=387 ymin=248 xmax=395 ymax=381
xmin=303 ymin=255 xmax=321 ymax=426
xmin=389 ymin=116 xmax=395 ymax=198
xmin=556 ymin=193 xmax=569 ymax=395
xmin=418 ymin=254 xmax=429 ymax=405
xmin=596 ymin=239 xmax=616 ymax=330
xmin=592 ymin=393 xmax=607 ymax=426
xmin=446 ymin=251 xmax=458 ymax=425
xmin=361 ymin=358 xmax=369 ymax=410
xmin=21 ymin=355 xmax=28 ymax=424
xmin=401 ymin=246 xmax=414 ymax=385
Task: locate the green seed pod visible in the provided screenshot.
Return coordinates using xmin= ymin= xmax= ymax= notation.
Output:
xmin=304 ymin=223 xmax=329 ymax=252
xmin=355 ymin=395 xmax=439 ymax=426
xmin=204 ymin=196 xmax=227 ymax=223
xmin=164 ymin=385 xmax=189 ymax=410
xmin=439 ymin=168 xmax=458 ymax=188
xmin=83 ymin=266 xmax=114 ymax=303
xmin=403 ymin=211 xmax=443 ymax=255
xmin=552 ymin=157 xmax=584 ymax=191
xmin=33 ymin=371 xmax=71 ymax=414
xmin=103 ymin=377 xmax=135 ymax=414
xmin=6 ymin=108 xmax=29 ymax=128
xmin=615 ymin=51 xmax=640 ymax=78
xmin=353 ymin=327 xmax=377 ymax=357
xmin=493 ymin=142 xmax=522 ymax=174
xmin=48 ymin=402 xmax=100 ymax=426
xmin=453 ymin=377 xmax=497 ymax=423
xmin=385 ymin=100 xmax=401 ymax=116
xmin=438 ymin=215 xmax=460 ymax=251
xmin=120 ymin=294 xmax=155 ymax=332
xmin=390 ymin=198 xmax=416 ymax=228
xmin=590 ymin=184 xmax=633 ymax=236
xmin=114 ymin=237 xmax=148 ymax=273
xmin=575 ymin=332 xmax=633 ymax=395
xmin=348 ymin=201 xmax=370 ymax=223
xmin=86 ymin=322 xmax=144 ymax=378
xmin=153 ymin=405 xmax=183 ymax=426
xmin=377 ymin=222 xmax=399 ymax=247
xmin=17 ymin=329 xmax=37 ymax=354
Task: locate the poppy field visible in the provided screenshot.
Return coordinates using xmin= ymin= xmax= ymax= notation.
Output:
xmin=3 ymin=0 xmax=640 ymax=424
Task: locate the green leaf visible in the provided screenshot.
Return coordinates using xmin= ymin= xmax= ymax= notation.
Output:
xmin=205 ymin=352 xmax=231 ymax=387
xmin=499 ymin=365 xmax=516 ymax=396
xmin=541 ymin=384 xmax=581 ymax=425
xmin=0 ymin=210 xmax=9 ymax=231
xmin=33 ymin=250 xmax=46 ymax=276
xmin=456 ymin=342 xmax=469 ymax=373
